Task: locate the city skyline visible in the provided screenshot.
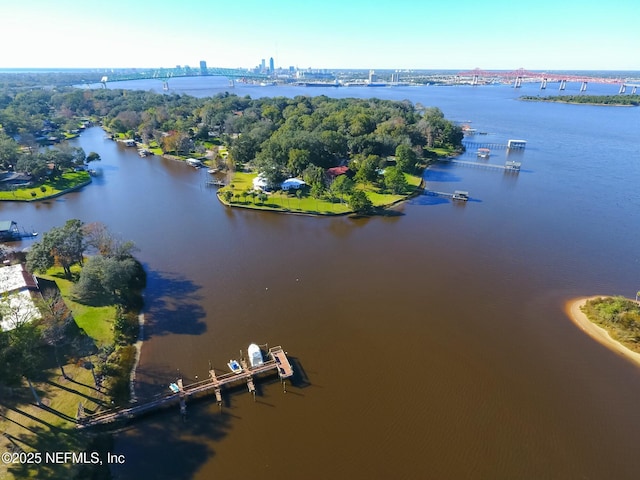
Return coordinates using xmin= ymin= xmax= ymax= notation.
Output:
xmin=2 ymin=0 xmax=639 ymax=71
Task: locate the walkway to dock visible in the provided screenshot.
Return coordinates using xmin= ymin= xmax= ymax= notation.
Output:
xmin=424 ymin=189 xmax=469 ymax=201
xmin=443 ymin=159 xmax=521 ymax=172
xmin=77 ymin=346 xmax=294 ymax=429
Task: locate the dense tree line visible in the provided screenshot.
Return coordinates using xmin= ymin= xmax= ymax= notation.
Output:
xmin=0 ymin=86 xmax=463 ymax=177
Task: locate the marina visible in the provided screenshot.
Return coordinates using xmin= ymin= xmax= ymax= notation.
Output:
xmin=76 ymin=346 xmax=294 ymax=429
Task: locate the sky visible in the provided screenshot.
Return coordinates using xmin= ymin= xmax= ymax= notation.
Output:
xmin=2 ymin=0 xmax=639 ymax=71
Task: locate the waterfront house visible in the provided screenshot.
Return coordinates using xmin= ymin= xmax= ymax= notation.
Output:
xmin=326 ymin=166 xmax=350 ymax=182
xmin=252 ymin=174 xmax=270 ymax=191
xmin=280 ymin=178 xmax=306 ymax=191
xmin=0 ymin=264 xmax=41 ymax=331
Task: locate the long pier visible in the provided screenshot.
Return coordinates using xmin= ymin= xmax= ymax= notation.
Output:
xmin=444 ymin=159 xmax=521 ymax=172
xmin=424 ymin=189 xmax=469 ymax=201
xmin=77 ymin=346 xmax=294 ymax=429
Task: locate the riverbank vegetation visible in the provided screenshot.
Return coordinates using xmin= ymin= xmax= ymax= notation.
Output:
xmin=0 ymin=221 xmax=144 ymax=479
xmin=581 ymin=296 xmax=640 ymax=353
xmin=520 ymin=94 xmax=640 ymax=106
xmin=1 ymin=84 xmax=463 ymax=211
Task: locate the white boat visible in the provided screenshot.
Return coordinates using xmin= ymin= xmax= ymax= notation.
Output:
xmin=207 ymin=168 xmax=219 ymax=174
xmin=248 ymin=343 xmax=264 ymax=367
xmin=227 ymin=359 xmax=242 ymax=374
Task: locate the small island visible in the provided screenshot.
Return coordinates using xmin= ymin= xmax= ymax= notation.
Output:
xmin=566 ymin=295 xmax=640 ymax=365
xmin=520 ymin=94 xmax=640 ymax=106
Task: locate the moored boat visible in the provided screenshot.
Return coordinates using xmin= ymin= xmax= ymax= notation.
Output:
xmin=227 ymin=359 xmax=242 ymax=374
xmin=248 ymin=343 xmax=264 ymax=367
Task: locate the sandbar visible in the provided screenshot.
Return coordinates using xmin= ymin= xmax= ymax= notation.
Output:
xmin=565 ymin=296 xmax=640 ymax=367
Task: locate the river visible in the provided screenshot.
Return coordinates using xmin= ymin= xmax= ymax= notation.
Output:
xmin=3 ymin=77 xmax=640 ymax=479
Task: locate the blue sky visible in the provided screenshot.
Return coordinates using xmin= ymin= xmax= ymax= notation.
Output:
xmin=2 ymin=0 xmax=638 ymax=70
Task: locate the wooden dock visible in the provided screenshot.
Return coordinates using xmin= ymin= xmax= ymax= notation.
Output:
xmin=206 ymin=179 xmax=226 ymax=187
xmin=424 ymin=189 xmax=469 ymax=201
xmin=464 ymin=139 xmax=527 ymax=150
xmin=444 ymin=159 xmax=521 ymax=172
xmin=77 ymin=346 xmax=294 ymax=429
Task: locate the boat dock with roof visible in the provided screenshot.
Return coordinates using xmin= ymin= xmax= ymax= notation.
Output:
xmin=77 ymin=345 xmax=294 ymax=429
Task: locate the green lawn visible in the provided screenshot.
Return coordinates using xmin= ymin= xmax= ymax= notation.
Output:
xmin=0 ymin=171 xmax=91 ymax=201
xmin=39 ymin=267 xmax=115 ymax=347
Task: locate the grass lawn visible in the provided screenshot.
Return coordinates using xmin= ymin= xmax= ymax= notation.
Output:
xmin=39 ymin=266 xmax=115 ymax=347
xmin=0 ymin=171 xmax=91 ymax=201
xmin=220 ymin=171 xmax=423 ymax=215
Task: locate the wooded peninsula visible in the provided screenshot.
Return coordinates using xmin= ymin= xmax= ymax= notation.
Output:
xmin=0 ymin=85 xmax=463 ymax=213
xmin=520 ymin=94 xmax=640 ymax=106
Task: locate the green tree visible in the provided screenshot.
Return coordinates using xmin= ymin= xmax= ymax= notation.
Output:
xmin=348 ymin=190 xmax=373 ymax=214
xmin=384 ymin=166 xmax=409 ymax=194
xmin=86 ymin=151 xmax=101 ymax=163
xmin=354 ymin=155 xmax=381 ymax=185
xmin=26 ymin=219 xmax=85 ymax=279
xmin=395 ymin=144 xmax=418 ymax=173
xmin=330 ymin=175 xmax=355 ymax=202
xmin=0 ymin=134 xmax=21 ymax=169
xmin=287 ymin=148 xmax=311 ymax=176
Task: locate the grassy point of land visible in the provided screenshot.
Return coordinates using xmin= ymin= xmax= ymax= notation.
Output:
xmin=0 ymin=171 xmax=91 ymax=202
xmin=218 ymin=170 xmax=423 ymax=215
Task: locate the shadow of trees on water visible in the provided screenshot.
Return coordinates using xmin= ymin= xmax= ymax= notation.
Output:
xmin=109 ymin=399 xmax=233 ymax=480
xmin=141 ymin=268 xmax=207 ymax=338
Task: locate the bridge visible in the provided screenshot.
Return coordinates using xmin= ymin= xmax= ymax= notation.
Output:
xmin=455 ymin=68 xmax=634 ymax=92
xmin=99 ymin=66 xmax=268 ymax=88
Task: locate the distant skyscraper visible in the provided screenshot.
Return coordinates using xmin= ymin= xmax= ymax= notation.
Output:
xmin=261 ymin=59 xmax=266 ymax=72
xmin=200 ymin=60 xmax=208 ymax=75
xmin=269 ymin=57 xmax=274 ymax=73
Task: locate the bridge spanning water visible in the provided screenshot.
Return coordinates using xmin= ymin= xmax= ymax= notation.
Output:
xmin=100 ymin=66 xmax=268 ymax=85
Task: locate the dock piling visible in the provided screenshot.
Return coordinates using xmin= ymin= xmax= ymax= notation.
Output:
xmin=77 ymin=346 xmax=295 ymax=429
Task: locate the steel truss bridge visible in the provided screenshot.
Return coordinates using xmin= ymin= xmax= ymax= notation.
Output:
xmin=100 ymin=67 xmax=268 ymax=85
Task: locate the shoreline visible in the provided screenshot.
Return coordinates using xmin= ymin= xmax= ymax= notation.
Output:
xmin=565 ymin=296 xmax=640 ymax=367
xmin=129 ymin=313 xmax=145 ymax=402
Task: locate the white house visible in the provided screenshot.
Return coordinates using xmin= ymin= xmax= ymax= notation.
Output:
xmin=252 ymin=175 xmax=270 ymax=191
xmin=0 ymin=264 xmax=41 ymax=331
xmin=280 ymin=178 xmax=306 ymax=191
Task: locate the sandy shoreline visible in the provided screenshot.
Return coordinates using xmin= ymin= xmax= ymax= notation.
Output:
xmin=565 ymin=296 xmax=640 ymax=367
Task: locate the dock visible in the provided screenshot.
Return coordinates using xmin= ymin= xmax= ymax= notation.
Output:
xmin=424 ymin=189 xmax=469 ymax=201
xmin=0 ymin=220 xmax=38 ymax=241
xmin=443 ymin=159 xmax=521 ymax=172
xmin=206 ymin=179 xmax=226 ymax=187
xmin=463 ymin=139 xmax=527 ymax=150
xmin=77 ymin=346 xmax=294 ymax=429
